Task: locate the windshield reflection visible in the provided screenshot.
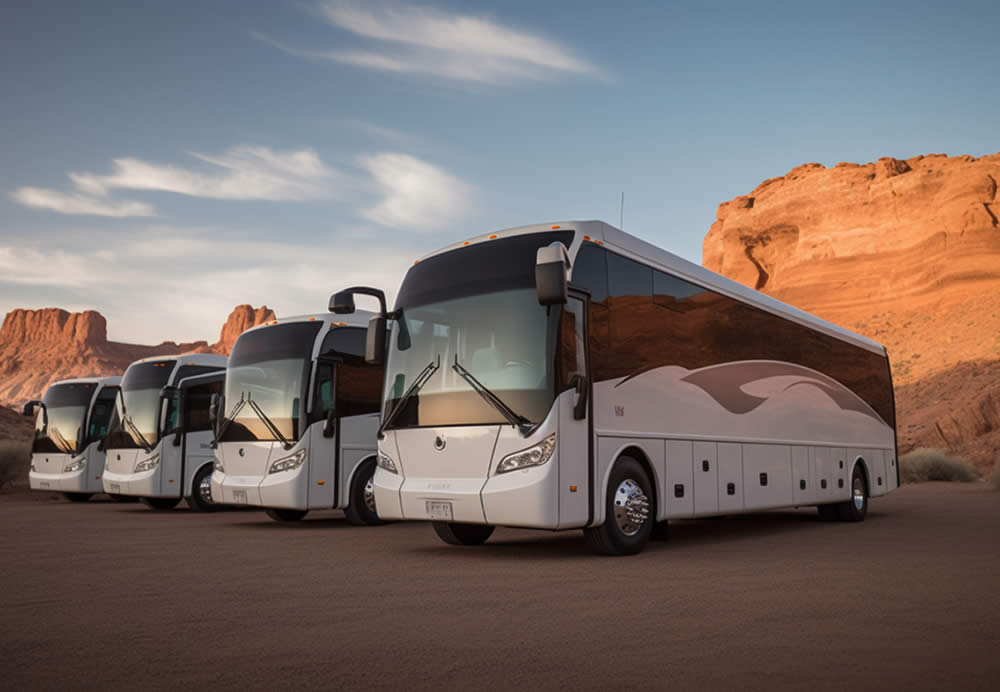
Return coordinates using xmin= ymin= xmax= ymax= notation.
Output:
xmin=32 ymin=382 xmax=96 ymax=455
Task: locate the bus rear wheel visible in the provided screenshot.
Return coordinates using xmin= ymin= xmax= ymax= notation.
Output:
xmin=584 ymin=456 xmax=655 ymax=556
xmin=432 ymin=522 xmax=494 ymax=546
xmin=187 ymin=465 xmax=217 ymax=513
xmin=345 ymin=458 xmax=387 ymax=526
xmin=142 ymin=497 xmax=181 ymax=510
xmin=63 ymin=492 xmax=92 ymax=503
xmin=817 ymin=464 xmax=869 ymax=522
xmin=265 ymin=508 xmax=308 ymax=522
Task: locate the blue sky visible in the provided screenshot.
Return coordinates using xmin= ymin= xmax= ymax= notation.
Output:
xmin=2 ymin=0 xmax=997 ymax=343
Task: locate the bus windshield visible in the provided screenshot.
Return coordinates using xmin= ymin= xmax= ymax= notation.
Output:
xmin=383 ymin=232 xmax=571 ymax=430
xmin=106 ymin=361 xmax=175 ymax=449
xmin=32 ymin=382 xmax=96 ymax=455
xmin=221 ymin=322 xmax=322 ymax=443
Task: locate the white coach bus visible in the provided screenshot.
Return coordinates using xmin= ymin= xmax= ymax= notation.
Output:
xmin=355 ymin=220 xmax=898 ymax=555
xmin=211 ymin=296 xmax=387 ymax=524
xmin=24 ymin=376 xmax=122 ymax=502
xmin=103 ymin=354 xmax=227 ymax=510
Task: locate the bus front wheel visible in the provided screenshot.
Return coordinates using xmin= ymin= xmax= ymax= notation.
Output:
xmin=187 ymin=465 xmax=217 ymax=513
xmin=345 ymin=458 xmax=387 ymax=526
xmin=584 ymin=456 xmax=655 ymax=556
xmin=432 ymin=522 xmax=494 ymax=546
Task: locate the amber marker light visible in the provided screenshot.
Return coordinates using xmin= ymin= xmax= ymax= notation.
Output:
xmin=570 ymin=485 xmax=578 ymax=492
xmin=489 ymin=234 xmax=497 ymax=239
xmin=463 ymin=241 xmax=470 ymax=245
xmin=551 ymin=225 xmax=561 ymax=229
xmin=317 ymin=480 xmax=325 ymax=485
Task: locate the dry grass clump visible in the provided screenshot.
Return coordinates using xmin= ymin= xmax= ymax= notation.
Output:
xmin=0 ymin=439 xmax=31 ymax=491
xmin=899 ymin=448 xmax=980 ymax=484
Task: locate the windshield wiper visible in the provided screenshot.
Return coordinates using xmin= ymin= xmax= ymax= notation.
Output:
xmin=451 ymin=355 xmax=533 ymax=435
xmin=211 ymin=394 xmax=248 ymax=449
xmin=244 ymin=395 xmax=293 ymax=451
xmin=47 ymin=426 xmax=76 ymax=455
xmin=122 ymin=410 xmax=153 ymax=453
xmin=377 ymin=355 xmax=440 ymax=438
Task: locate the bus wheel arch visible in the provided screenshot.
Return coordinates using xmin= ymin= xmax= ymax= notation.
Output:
xmin=344 ymin=456 xmax=387 ymax=526
xmin=187 ymin=462 xmax=217 ymax=512
xmin=585 ymin=451 xmax=657 ymax=556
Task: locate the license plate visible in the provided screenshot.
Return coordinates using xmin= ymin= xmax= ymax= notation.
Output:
xmin=425 ymin=500 xmax=453 ymax=520
xmin=110 ymin=483 xmax=120 ymax=493
xmin=39 ymin=482 xmax=50 ymax=489
xmin=233 ymin=490 xmax=248 ymax=504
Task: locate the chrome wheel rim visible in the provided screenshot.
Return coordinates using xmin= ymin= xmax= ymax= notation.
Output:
xmin=199 ymin=474 xmax=213 ymax=505
xmin=363 ymin=474 xmax=377 ymax=514
xmin=853 ymin=476 xmax=865 ymax=510
xmin=613 ymin=478 xmax=650 ymax=536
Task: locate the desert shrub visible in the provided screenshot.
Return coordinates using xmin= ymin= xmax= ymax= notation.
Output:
xmin=0 ymin=439 xmax=32 ymax=491
xmin=990 ymin=456 xmax=1000 ymax=492
xmin=899 ymin=448 xmax=980 ymax=484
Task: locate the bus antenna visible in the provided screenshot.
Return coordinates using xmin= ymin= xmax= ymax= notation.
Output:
xmin=619 ymin=191 xmax=625 ymax=229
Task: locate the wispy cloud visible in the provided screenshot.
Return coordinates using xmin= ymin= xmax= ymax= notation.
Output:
xmin=359 ymin=153 xmax=473 ymax=230
xmin=258 ymin=1 xmax=605 ymax=84
xmin=70 ymin=146 xmax=337 ymax=201
xmin=10 ymin=187 xmax=156 ymax=217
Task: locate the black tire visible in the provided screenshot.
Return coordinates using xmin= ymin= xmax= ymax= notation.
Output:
xmin=584 ymin=456 xmax=655 ymax=556
xmin=187 ymin=465 xmax=218 ymax=513
xmin=141 ymin=497 xmax=181 ymax=510
xmin=344 ymin=459 xmax=387 ymax=526
xmin=63 ymin=492 xmax=93 ymax=503
xmin=817 ymin=464 xmax=869 ymax=522
xmin=432 ymin=522 xmax=495 ymax=546
xmin=108 ymin=494 xmax=138 ymax=503
xmin=265 ymin=508 xmax=309 ymax=522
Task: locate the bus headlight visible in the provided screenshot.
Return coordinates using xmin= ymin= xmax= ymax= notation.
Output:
xmin=134 ymin=453 xmax=160 ymax=473
xmin=64 ymin=457 xmax=85 ymax=473
xmin=269 ymin=449 xmax=306 ymax=474
xmin=496 ymin=434 xmax=556 ymax=474
xmin=214 ymin=458 xmax=224 ymax=473
xmin=377 ymin=451 xmax=398 ymax=474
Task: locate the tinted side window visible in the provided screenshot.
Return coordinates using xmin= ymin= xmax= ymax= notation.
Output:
xmin=571 ymin=244 xmax=608 ymax=303
xmin=183 ymin=380 xmax=223 ymax=433
xmin=654 ymin=270 xmax=707 ymax=312
xmin=337 ymin=362 xmax=384 ymax=418
xmin=319 ymin=327 xmax=366 ymax=359
xmin=607 ymin=253 xmax=652 ymax=299
xmin=86 ymin=387 xmax=119 ymax=444
xmin=606 ymin=252 xmax=654 ymax=378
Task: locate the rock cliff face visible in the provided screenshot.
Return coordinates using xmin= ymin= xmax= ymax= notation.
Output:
xmin=703 ymin=152 xmax=1000 ymax=472
xmin=0 ymin=305 xmax=273 ymax=406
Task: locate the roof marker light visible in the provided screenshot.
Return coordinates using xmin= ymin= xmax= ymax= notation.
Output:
xmin=583 ymin=235 xmax=591 ymax=241
xmin=551 ymin=225 xmax=561 ymax=229
xmin=489 ymin=234 xmax=497 ymax=239
xmin=463 ymin=241 xmax=470 ymax=246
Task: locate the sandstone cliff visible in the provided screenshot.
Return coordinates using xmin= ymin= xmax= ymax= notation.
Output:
xmin=703 ymin=152 xmax=1000 ymax=472
xmin=0 ymin=304 xmax=273 ymax=405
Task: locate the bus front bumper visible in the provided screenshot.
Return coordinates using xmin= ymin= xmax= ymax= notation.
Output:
xmin=102 ymin=467 xmax=166 ymax=497
xmin=29 ymin=469 xmax=89 ymax=493
xmin=212 ymin=465 xmax=309 ymax=509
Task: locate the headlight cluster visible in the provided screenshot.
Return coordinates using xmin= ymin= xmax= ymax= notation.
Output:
xmin=134 ymin=453 xmax=160 ymax=473
xmin=377 ymin=450 xmax=398 ymax=474
xmin=269 ymin=449 xmax=306 ymax=474
xmin=496 ymin=434 xmax=556 ymax=474
xmin=214 ymin=458 xmax=225 ymax=473
xmin=64 ymin=457 xmax=85 ymax=473
xmin=30 ymin=461 xmax=37 ymax=472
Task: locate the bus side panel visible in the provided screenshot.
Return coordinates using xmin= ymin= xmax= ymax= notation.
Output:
xmin=336 ymin=413 xmax=378 ymax=509
xmin=811 ymin=447 xmax=838 ymax=504
xmin=692 ymin=441 xmax=718 ymax=514
xmin=884 ymin=450 xmax=899 ymax=492
xmin=664 ymin=440 xmax=694 ymax=518
xmin=866 ymin=449 xmax=888 ymax=497
xmin=742 ymin=444 xmax=794 ymax=510
xmin=791 ymin=446 xmax=811 ymax=505
xmin=306 ymin=421 xmax=336 ymax=509
xmin=717 ymin=443 xmax=743 ymax=512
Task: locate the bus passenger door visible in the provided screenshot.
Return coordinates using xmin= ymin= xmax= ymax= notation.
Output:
xmin=159 ymin=389 xmax=183 ymax=497
xmin=307 ymin=360 xmax=337 ymax=509
xmin=557 ymin=292 xmax=591 ymax=528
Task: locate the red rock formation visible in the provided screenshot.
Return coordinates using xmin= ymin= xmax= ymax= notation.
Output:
xmin=703 ymin=152 xmax=1000 ymax=472
xmin=0 ymin=305 xmax=271 ymax=406
xmin=212 ymin=305 xmax=275 ymax=354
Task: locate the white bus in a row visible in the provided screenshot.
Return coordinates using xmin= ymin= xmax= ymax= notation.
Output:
xmin=103 ymin=354 xmax=227 ymax=510
xmin=25 ymin=376 xmax=122 ymax=502
xmin=211 ymin=307 xmax=386 ymax=524
xmin=343 ymin=220 xmax=899 ymax=555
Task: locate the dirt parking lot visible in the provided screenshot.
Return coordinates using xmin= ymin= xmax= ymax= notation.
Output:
xmin=1 ymin=483 xmax=998 ymax=691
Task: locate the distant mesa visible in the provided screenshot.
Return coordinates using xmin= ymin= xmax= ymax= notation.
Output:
xmin=703 ymin=152 xmax=1000 ymax=472
xmin=0 ymin=304 xmax=274 ymax=406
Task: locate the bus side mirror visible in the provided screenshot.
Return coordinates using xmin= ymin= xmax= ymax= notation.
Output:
xmin=329 ymin=290 xmax=356 ymax=314
xmin=366 ymin=315 xmax=387 ymax=366
xmin=23 ymin=400 xmax=40 ymax=417
xmin=536 ymin=243 xmax=571 ymax=305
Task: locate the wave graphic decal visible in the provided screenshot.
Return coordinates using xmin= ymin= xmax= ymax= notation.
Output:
xmin=671 ymin=361 xmax=887 ymax=425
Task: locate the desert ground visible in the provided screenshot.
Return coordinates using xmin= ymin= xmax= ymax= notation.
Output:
xmin=1 ymin=484 xmax=998 ymax=691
